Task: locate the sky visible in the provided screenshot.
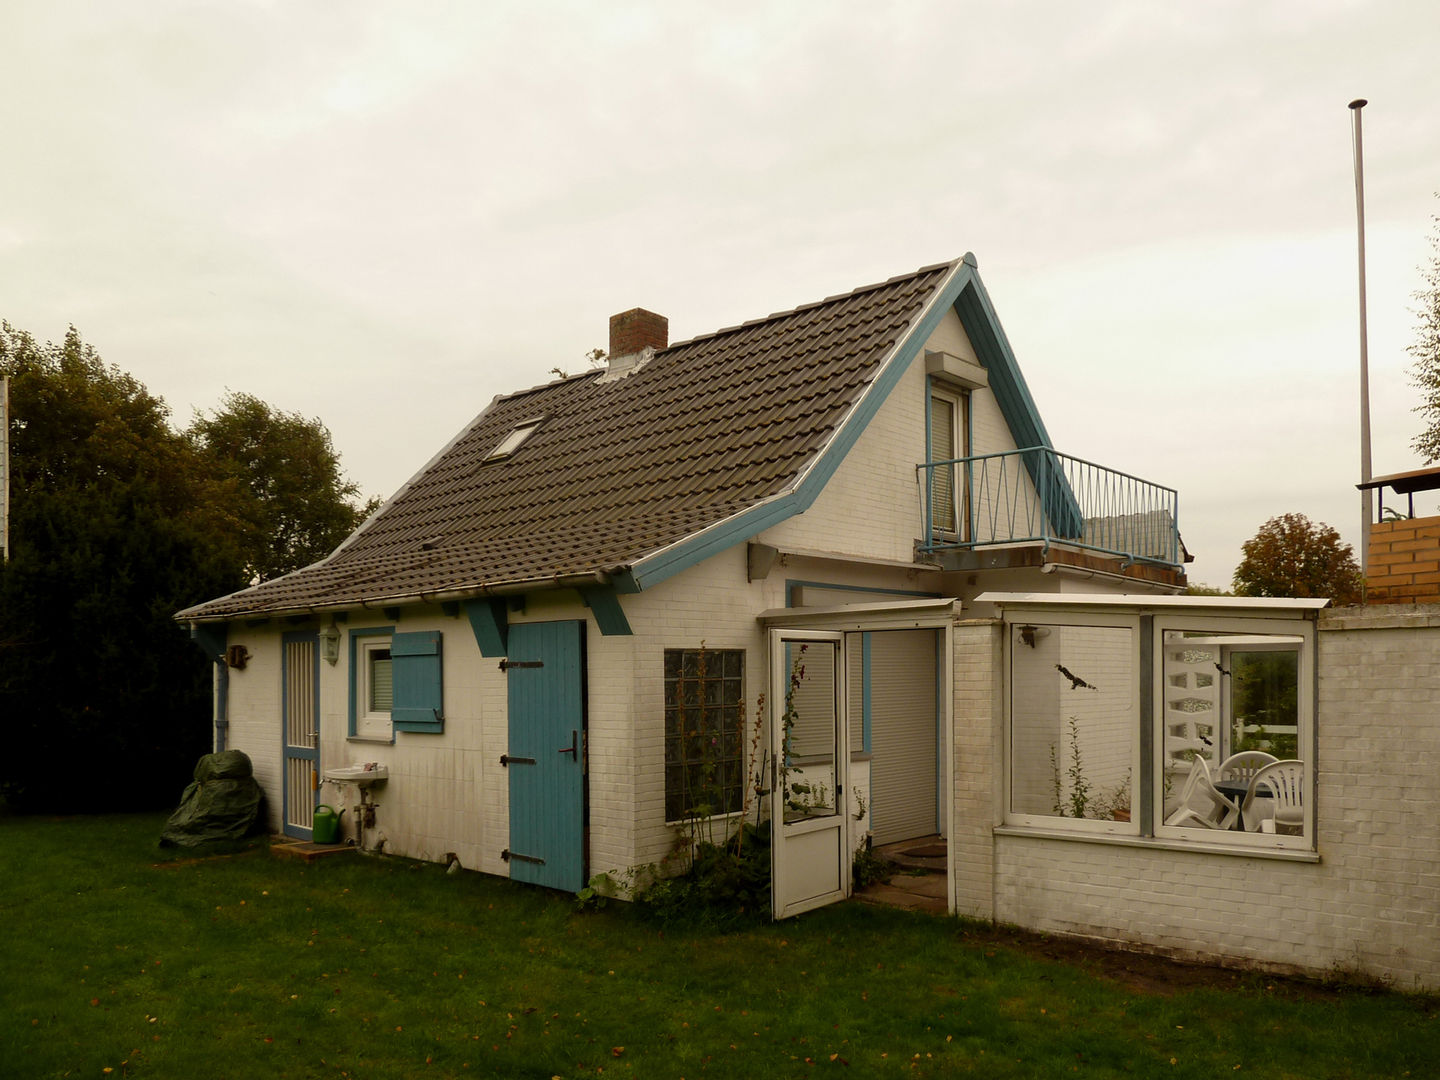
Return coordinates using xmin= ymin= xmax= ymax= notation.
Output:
xmin=4 ymin=0 xmax=1438 ymax=588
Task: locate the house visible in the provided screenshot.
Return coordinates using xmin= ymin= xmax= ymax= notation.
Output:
xmin=178 ymin=252 xmax=1183 ymax=897
xmin=178 ymin=253 xmax=1440 ymax=988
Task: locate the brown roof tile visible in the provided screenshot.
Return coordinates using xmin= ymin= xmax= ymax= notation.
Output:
xmin=178 ymin=259 xmax=957 ymax=620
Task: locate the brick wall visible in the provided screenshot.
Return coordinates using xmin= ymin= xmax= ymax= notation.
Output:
xmin=1366 ymin=515 xmax=1440 ymax=603
xmin=950 ymin=620 xmax=1003 ymax=918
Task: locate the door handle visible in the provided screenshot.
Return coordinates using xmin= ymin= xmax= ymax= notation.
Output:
xmin=558 ymin=730 xmax=578 ymax=756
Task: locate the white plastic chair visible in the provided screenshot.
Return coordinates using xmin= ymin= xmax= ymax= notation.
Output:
xmin=1243 ymin=759 xmax=1304 ymax=833
xmin=1216 ymin=750 xmax=1278 ymax=785
xmin=1164 ymin=755 xmax=1240 ymax=829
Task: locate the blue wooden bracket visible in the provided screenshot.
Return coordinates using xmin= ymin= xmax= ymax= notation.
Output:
xmin=579 ymin=586 xmax=633 ymax=636
xmin=465 ymin=597 xmax=509 ymax=657
xmin=189 ymin=622 xmax=228 ymax=662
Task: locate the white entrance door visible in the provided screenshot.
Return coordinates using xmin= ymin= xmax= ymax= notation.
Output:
xmin=770 ymin=630 xmax=849 ymax=919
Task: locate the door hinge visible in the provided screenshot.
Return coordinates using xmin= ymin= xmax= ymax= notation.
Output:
xmin=500 ymin=848 xmax=545 ymax=865
xmin=499 ymin=754 xmax=536 ymax=767
xmin=498 ymin=659 xmax=543 ymax=672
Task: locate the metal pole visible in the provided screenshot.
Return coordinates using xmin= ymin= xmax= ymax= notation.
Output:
xmin=1350 ymin=98 xmax=1372 ymax=592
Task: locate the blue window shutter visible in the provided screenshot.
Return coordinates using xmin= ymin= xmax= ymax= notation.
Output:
xmin=392 ymin=631 xmax=444 ymax=733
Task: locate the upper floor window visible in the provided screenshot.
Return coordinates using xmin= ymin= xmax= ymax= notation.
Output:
xmin=929 ymin=388 xmax=968 ymax=538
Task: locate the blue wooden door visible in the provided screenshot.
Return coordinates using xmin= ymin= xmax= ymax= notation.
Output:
xmin=282 ymin=632 xmax=320 ymax=839
xmin=505 ymin=621 xmax=586 ymax=890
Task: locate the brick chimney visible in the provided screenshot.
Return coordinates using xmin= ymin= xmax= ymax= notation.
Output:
xmin=608 ymin=308 xmax=668 ymax=360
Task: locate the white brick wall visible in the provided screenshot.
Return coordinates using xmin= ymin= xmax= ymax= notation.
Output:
xmin=955 ymin=606 xmax=1440 ymax=991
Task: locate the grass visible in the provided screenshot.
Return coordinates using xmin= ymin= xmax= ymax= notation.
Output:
xmin=2 ymin=815 xmax=1436 ymax=1079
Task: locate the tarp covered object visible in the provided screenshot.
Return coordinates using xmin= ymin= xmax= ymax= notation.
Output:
xmin=160 ymin=750 xmax=263 ymax=846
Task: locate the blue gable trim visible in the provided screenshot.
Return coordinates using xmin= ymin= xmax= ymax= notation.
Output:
xmin=626 ymin=255 xmax=1069 ymax=591
xmin=952 ymin=267 xmax=1082 ymax=537
xmin=950 ymin=265 xmax=1055 ymax=451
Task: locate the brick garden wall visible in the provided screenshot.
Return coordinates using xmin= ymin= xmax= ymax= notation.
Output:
xmin=1366 ymin=515 xmax=1440 ymax=603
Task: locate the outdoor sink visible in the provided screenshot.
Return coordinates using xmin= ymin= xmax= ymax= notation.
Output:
xmin=324 ymin=763 xmax=389 ymax=787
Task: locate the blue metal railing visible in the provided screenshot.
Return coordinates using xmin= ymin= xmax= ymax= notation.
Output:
xmin=917 ymin=446 xmax=1182 ymax=568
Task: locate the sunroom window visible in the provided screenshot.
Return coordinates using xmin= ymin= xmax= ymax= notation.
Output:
xmin=1007 ymin=615 xmax=1138 ymax=833
xmin=998 ymin=598 xmax=1317 ymax=852
xmin=1156 ymin=620 xmax=1309 ymax=845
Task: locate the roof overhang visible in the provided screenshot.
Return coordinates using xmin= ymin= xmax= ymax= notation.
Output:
xmin=975 ymin=592 xmax=1329 ymax=619
xmin=759 ymin=596 xmax=962 ymax=631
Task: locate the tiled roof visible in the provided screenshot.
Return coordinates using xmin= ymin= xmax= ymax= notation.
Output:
xmin=178 ymin=258 xmax=959 ymax=620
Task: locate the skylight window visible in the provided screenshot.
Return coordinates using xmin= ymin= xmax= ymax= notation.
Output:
xmin=486 ymin=418 xmax=543 ymax=461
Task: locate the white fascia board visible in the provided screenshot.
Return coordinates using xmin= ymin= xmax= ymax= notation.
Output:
xmin=975 ymin=592 xmax=1330 ymax=617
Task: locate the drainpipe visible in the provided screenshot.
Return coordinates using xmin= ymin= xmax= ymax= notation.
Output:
xmin=213 ymin=658 xmax=229 ymax=752
xmin=188 ymin=621 xmax=230 ymax=752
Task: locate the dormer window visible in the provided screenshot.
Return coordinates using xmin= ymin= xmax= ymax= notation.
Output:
xmin=486 ymin=417 xmax=544 ymax=461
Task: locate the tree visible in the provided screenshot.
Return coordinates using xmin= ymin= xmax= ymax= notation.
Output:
xmin=0 ymin=324 xmax=249 ymax=811
xmin=1410 ymin=202 xmax=1440 ymax=462
xmin=188 ymin=391 xmax=378 ymax=583
xmin=1231 ymin=513 xmax=1363 ymax=605
xmin=0 ymin=327 xmax=375 ymax=812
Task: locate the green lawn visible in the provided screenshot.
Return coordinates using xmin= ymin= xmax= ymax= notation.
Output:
xmin=2 ymin=814 xmax=1435 ymax=1079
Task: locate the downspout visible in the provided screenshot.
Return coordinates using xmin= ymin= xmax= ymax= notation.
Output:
xmin=213 ymin=657 xmax=229 ymax=752
xmin=187 ymin=621 xmax=230 ymax=752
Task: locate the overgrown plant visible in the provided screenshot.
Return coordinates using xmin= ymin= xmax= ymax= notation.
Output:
xmin=606 ymin=643 xmax=774 ymax=922
xmin=1093 ymin=768 xmax=1132 ymax=821
xmin=852 ymin=836 xmax=894 ymax=889
xmin=1049 ymin=715 xmax=1093 ymax=819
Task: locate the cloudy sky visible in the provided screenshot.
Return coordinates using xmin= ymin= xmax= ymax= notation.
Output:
xmin=5 ymin=0 xmax=1437 ymax=587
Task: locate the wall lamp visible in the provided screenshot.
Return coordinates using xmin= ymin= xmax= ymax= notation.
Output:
xmin=319 ymin=622 xmax=342 ymax=666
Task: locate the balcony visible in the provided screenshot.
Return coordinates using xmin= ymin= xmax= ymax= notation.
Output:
xmin=917 ymin=446 xmax=1184 ymax=573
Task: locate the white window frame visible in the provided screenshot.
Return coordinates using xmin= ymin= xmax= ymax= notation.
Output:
xmin=351 ymin=631 xmax=394 ymax=741
xmin=1152 ymin=615 xmax=1314 ymax=852
xmin=992 ymin=596 xmax=1319 ymax=857
xmin=928 ymin=386 xmax=968 ymax=539
xmin=1002 ymin=608 xmax=1142 ymax=838
xmin=486 ymin=417 xmax=544 ymax=460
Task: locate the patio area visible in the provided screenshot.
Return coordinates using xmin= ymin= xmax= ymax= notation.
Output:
xmin=852 ymin=836 xmax=947 ymax=914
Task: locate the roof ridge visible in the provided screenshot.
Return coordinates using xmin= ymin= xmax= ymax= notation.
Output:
xmin=665 ymin=257 xmax=959 ymax=353
xmin=494 ymin=367 xmax=603 ymax=406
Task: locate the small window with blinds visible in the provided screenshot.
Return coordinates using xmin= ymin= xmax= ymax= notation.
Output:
xmin=367 ymin=644 xmax=393 ymax=713
xmin=929 ymin=389 xmax=967 ymax=537
xmin=350 ymin=628 xmax=396 ymax=740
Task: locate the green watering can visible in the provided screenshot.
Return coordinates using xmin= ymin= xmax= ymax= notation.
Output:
xmin=312 ymin=804 xmax=344 ymax=844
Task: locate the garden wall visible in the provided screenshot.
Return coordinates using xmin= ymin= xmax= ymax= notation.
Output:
xmin=952 ymin=604 xmax=1440 ymax=991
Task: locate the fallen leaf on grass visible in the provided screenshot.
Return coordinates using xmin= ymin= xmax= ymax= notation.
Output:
xmin=611 ymin=1047 xmax=624 ymax=1057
